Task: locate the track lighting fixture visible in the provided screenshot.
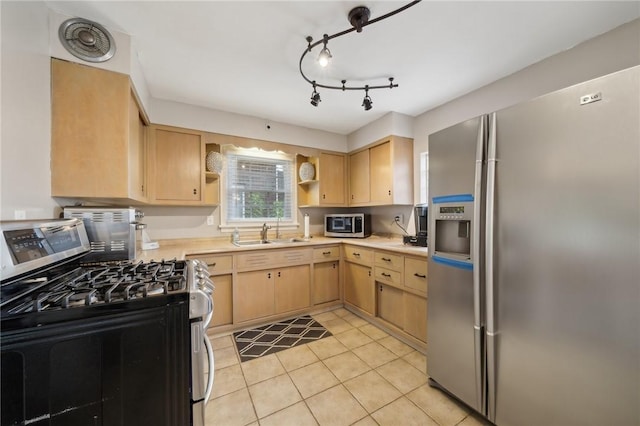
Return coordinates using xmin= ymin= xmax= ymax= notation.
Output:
xmin=299 ymin=1 xmax=421 ymax=110
xmin=310 ymin=82 xmax=321 ymax=107
xmin=362 ymin=87 xmax=373 ymax=111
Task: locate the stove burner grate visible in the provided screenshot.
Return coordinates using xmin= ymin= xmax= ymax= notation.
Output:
xmin=2 ymin=259 xmax=189 ymax=315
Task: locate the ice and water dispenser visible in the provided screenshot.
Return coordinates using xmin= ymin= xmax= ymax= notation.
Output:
xmin=432 ymin=198 xmax=473 ymax=260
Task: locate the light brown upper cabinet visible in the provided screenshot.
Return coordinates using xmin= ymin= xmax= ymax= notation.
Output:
xmin=349 ymin=149 xmax=370 ymax=204
xmin=297 ymin=152 xmax=347 ymax=207
xmin=51 ymin=58 xmax=147 ymax=202
xmin=147 ymin=125 xmax=218 ymax=205
xmin=348 ymin=135 xmax=414 ymax=206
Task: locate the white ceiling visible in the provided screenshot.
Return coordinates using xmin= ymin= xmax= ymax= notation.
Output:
xmin=46 ymin=1 xmax=639 ymax=135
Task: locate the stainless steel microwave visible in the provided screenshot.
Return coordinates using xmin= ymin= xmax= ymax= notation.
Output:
xmin=324 ymin=213 xmax=371 ymax=238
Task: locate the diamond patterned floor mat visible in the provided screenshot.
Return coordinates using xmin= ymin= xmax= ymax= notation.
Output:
xmin=233 ymin=315 xmax=332 ymax=362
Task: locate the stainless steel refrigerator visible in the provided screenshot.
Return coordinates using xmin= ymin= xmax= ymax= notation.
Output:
xmin=427 ymin=66 xmax=639 ymax=426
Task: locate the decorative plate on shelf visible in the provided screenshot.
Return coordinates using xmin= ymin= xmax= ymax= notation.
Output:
xmin=206 ymin=151 xmax=224 ymax=173
xmin=299 ymin=162 xmax=315 ymax=181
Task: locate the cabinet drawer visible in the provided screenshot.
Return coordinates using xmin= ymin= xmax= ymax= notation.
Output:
xmin=236 ymin=251 xmax=274 ymax=269
xmin=314 ymin=246 xmax=340 ymax=261
xmin=193 ymin=254 xmax=233 ymax=274
xmin=405 ymin=257 xmax=428 ymax=294
xmin=237 ymin=248 xmax=311 ymax=270
xmin=374 ymin=266 xmax=402 ymax=287
xmin=374 ymin=251 xmax=404 ymax=272
xmin=279 ymin=248 xmax=312 ymax=264
xmin=344 ymin=245 xmax=373 ymax=263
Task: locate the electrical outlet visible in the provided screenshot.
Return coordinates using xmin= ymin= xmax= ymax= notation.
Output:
xmin=206 ymin=214 xmax=214 ymax=226
xmin=394 ymin=214 xmax=404 ymax=224
xmin=14 ymin=210 xmax=26 ymax=220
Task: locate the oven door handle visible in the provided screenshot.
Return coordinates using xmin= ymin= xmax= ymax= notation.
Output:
xmin=203 ymin=333 xmax=215 ymax=404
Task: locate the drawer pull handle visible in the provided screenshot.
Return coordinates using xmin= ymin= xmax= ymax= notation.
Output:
xmin=414 ymin=273 xmax=427 ymax=278
xmin=382 ymin=272 xmax=391 ymax=278
xmin=353 ymin=252 xmax=360 ymax=257
xmin=210 ymin=262 xmax=217 ymax=267
xmin=382 ymin=257 xmax=391 ymax=262
xmin=323 ymin=251 xmax=331 ymax=255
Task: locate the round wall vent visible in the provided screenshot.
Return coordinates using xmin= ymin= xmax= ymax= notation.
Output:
xmin=58 ymin=18 xmax=116 ymax=63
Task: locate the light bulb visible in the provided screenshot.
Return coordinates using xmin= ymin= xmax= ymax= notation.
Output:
xmin=317 ymin=46 xmax=332 ymax=68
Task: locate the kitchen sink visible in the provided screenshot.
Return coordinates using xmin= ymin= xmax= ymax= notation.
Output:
xmin=268 ymin=237 xmax=308 ymax=244
xmin=233 ymin=240 xmax=272 ymax=246
xmin=233 ymin=238 xmax=308 ymax=247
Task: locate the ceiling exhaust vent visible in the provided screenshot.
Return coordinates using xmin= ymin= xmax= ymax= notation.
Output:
xmin=58 ymin=17 xmax=116 ymax=63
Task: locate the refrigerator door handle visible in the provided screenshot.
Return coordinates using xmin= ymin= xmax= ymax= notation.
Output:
xmin=473 ymin=114 xmax=487 ymax=413
xmin=485 ymin=112 xmax=498 ymax=422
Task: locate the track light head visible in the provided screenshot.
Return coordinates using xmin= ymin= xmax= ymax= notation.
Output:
xmin=362 ymin=86 xmax=373 ymax=111
xmin=311 ymin=91 xmax=321 ymax=106
xmin=362 ymin=96 xmax=372 ymax=111
xmin=317 ymin=46 xmax=332 ymax=67
xmin=310 ymin=82 xmax=321 ymax=107
xmin=317 ymin=34 xmax=332 ymax=67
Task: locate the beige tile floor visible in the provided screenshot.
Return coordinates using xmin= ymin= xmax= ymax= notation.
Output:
xmin=205 ymin=308 xmax=491 ymax=426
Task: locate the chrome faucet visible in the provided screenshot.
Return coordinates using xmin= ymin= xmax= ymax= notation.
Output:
xmin=261 ymin=223 xmax=271 ymax=242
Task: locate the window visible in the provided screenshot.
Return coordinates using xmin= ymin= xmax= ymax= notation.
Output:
xmin=222 ymin=146 xmax=295 ymax=227
xmin=419 ymin=151 xmax=429 ymax=204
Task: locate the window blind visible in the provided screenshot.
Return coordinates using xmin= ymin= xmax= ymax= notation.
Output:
xmin=225 ymin=150 xmax=294 ymax=222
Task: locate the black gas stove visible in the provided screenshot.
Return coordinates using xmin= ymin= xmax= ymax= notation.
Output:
xmin=1 ymin=258 xmax=189 ymax=330
xmin=0 ymin=218 xmax=214 ymax=426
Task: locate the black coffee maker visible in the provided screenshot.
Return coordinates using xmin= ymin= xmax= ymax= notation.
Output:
xmin=403 ymin=203 xmax=428 ymax=247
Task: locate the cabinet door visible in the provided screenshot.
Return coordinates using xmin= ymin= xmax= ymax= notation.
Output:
xmin=210 ymin=274 xmax=232 ymax=327
xmin=370 ymin=141 xmax=392 ymax=204
xmin=404 ymin=292 xmax=427 ymax=342
xmin=153 ymin=128 xmax=203 ymax=201
xmin=349 ymin=150 xmax=370 ymax=204
xmin=344 ymin=262 xmax=374 ymax=315
xmin=275 ymin=265 xmax=310 ymax=314
xmin=128 ymin=93 xmax=147 ymax=200
xmin=51 ymin=58 xmax=132 ymax=199
xmin=378 ymin=283 xmax=404 ymax=329
xmin=313 ymin=261 xmax=340 ymax=304
xmin=319 ymin=153 xmax=346 ymax=205
xmin=235 ymin=270 xmax=274 ymax=322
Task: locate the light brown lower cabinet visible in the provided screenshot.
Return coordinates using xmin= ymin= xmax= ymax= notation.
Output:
xmin=235 ymin=270 xmax=275 ymax=323
xmin=404 ymin=292 xmax=427 ymax=342
xmin=274 ymin=265 xmax=310 ymax=314
xmin=210 ymin=274 xmax=232 ymax=327
xmin=377 ymin=283 xmax=404 ymax=329
xmin=344 ymin=262 xmax=375 ymax=315
xmin=235 ymin=265 xmax=311 ymax=323
xmin=313 ymin=261 xmax=340 ymax=305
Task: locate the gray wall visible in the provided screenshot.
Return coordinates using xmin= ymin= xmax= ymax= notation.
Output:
xmin=411 ymin=18 xmax=640 ymax=203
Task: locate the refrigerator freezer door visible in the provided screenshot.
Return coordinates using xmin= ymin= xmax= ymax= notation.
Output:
xmin=489 ymin=66 xmax=640 ymax=426
xmin=428 ymin=257 xmax=480 ymax=411
xmin=428 ymin=116 xmax=485 ymax=413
